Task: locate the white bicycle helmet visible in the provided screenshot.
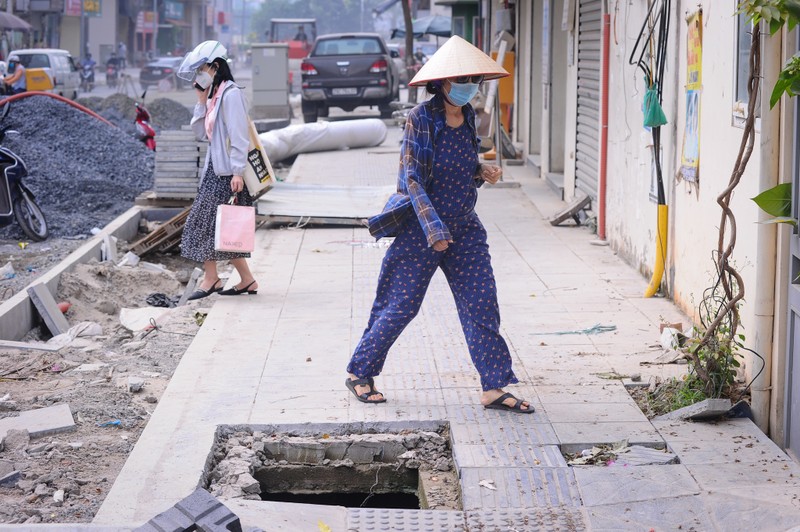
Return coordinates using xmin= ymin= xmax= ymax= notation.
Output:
xmin=177 ymin=40 xmax=227 ymax=81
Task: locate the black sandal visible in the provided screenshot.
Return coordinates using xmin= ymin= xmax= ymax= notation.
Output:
xmin=219 ymin=280 xmax=258 ymax=296
xmin=346 ymin=377 xmax=386 ymax=404
xmin=187 ymin=279 xmax=222 ymax=301
xmin=484 ymin=392 xmax=535 ymax=414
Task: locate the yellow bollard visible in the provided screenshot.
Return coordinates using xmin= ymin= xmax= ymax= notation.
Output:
xmin=644 ymin=204 xmax=668 ymax=297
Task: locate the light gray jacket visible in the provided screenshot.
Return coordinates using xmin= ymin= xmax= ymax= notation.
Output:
xmin=191 ymin=83 xmax=249 ymax=177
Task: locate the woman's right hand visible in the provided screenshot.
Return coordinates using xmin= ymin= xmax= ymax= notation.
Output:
xmin=196 ymin=84 xmax=211 ymax=103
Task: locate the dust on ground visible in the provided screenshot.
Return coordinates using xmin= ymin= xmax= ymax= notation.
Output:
xmin=0 ymin=242 xmax=237 ymax=524
xmin=0 ymin=90 xmax=254 ymax=523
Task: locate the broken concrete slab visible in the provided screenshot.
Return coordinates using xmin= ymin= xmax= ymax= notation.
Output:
xmin=0 ymin=404 xmax=75 ymax=442
xmin=0 ymin=469 xmax=20 ymax=487
xmin=611 ymin=445 xmax=679 ymax=466
xmin=654 ymin=398 xmax=732 ymax=421
xmin=27 ymin=282 xmax=70 ymax=337
xmin=178 ymin=267 xmax=203 ymax=307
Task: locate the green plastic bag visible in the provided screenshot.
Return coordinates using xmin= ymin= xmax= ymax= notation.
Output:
xmin=643 ymin=84 xmax=667 ymax=127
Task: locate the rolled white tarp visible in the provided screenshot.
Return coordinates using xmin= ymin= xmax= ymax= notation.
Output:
xmin=259 ymin=118 xmax=388 ymax=163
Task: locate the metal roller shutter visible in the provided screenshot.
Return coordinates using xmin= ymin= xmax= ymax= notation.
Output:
xmin=575 ymin=0 xmax=602 ymax=199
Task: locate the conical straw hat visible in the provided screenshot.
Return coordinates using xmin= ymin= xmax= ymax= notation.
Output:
xmin=408 ymin=35 xmax=509 ymax=87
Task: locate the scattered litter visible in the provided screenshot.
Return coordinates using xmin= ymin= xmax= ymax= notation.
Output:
xmin=47 ymin=321 xmax=104 ymax=349
xmin=478 ymin=479 xmax=497 ymax=491
xmin=0 ymin=262 xmax=15 ymax=279
xmin=140 ymin=261 xmax=168 ymax=273
xmin=641 ymin=349 xmax=688 ymax=365
xmin=119 ymin=306 xmax=173 ymax=332
xmin=660 ymin=327 xmax=685 ymax=349
xmin=57 ymin=301 xmax=71 ymax=314
xmin=194 ymin=311 xmax=207 ymax=326
xmin=17 ymin=242 xmax=27 ymax=249
xmin=127 ymin=377 xmax=145 ymax=393
xmin=146 ymin=293 xmax=178 ymax=308
xmin=117 ymin=251 xmax=141 ymax=268
xmin=532 ymin=324 xmax=617 ymax=336
xmin=96 ymin=420 xmax=121 ymax=428
xmin=592 ymin=371 xmax=628 ymax=380
xmin=566 ymin=440 xmax=629 ymax=466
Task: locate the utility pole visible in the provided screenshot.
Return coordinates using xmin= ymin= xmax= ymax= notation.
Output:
xmin=402 ymin=0 xmax=415 ymax=103
xmin=152 ymin=0 xmax=158 ymax=56
xmin=80 ymin=0 xmax=85 ymax=58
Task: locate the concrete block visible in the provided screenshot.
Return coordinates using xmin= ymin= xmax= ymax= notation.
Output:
xmin=654 ymin=399 xmax=733 ymax=421
xmin=178 ymin=267 xmax=203 ymax=307
xmin=344 ymin=441 xmax=383 ymax=463
xmin=323 ymin=441 xmax=350 ymax=461
xmin=0 ymin=404 xmax=75 ymax=441
xmin=136 ymin=488 xmax=242 ymax=532
xmin=280 ymin=442 xmax=326 ymax=464
xmin=0 ymin=470 xmax=20 ymax=487
xmin=612 ymin=445 xmax=679 ymax=466
xmin=128 ymin=377 xmax=145 ymax=393
xmin=27 ymin=282 xmax=70 ymax=336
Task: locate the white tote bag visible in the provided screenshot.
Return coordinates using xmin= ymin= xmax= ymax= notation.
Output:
xmin=241 ymin=119 xmax=275 ymax=198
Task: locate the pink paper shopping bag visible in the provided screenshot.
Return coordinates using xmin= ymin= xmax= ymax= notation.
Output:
xmin=214 ymin=203 xmax=255 ymax=253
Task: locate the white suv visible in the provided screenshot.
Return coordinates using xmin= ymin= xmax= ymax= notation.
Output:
xmin=13 ymin=49 xmax=81 ymax=99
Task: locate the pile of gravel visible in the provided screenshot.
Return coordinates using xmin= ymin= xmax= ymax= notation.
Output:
xmin=0 ymin=95 xmax=155 ymax=239
xmin=148 ymin=98 xmax=192 ymax=131
xmin=76 ymin=94 xmax=191 ymax=134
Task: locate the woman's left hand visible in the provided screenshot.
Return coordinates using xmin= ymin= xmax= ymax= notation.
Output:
xmin=479 ymin=164 xmax=503 ymax=184
xmin=231 ymin=175 xmax=244 ymax=194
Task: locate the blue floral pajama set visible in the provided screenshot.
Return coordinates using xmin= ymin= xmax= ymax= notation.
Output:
xmin=347 ymin=94 xmax=518 ymax=392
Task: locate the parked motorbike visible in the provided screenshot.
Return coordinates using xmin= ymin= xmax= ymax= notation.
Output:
xmin=106 ymin=63 xmax=119 ymax=88
xmin=0 ymin=103 xmax=48 ymax=241
xmin=135 ymin=91 xmax=156 ymax=151
xmin=80 ymin=63 xmax=94 ymax=92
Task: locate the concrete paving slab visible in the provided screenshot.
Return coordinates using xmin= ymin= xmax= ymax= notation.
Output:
xmin=552 ymin=421 xmax=665 ymax=451
xmin=448 ymin=416 xmax=560 ymax=447
xmin=700 ymin=491 xmax=800 ymax=530
xmin=460 ymin=467 xmax=581 ymax=509
xmin=0 ymin=403 xmax=75 ymax=441
xmin=464 ymin=508 xmax=588 ymax=531
xmin=222 ymin=498 xmax=348 ymax=531
xmin=535 ymin=383 xmax=637 ymax=404
xmin=583 ymin=494 xmax=715 ymax=531
xmin=668 ymin=439 xmax=790 ymax=465
xmin=686 ymin=461 xmax=800 ymax=490
xmin=347 ymin=508 xmax=466 ymax=531
xmin=453 ymin=443 xmax=566 ymax=468
xmin=542 ymin=402 xmax=651 ymax=424
xmin=573 ymin=465 xmax=700 ymax=506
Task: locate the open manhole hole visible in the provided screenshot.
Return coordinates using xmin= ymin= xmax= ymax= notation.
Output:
xmin=204 ymin=422 xmax=461 ymax=510
xmin=561 ymin=441 xmax=678 ymax=467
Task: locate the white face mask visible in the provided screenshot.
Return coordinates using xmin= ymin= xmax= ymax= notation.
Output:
xmin=194 ymin=70 xmax=213 ymax=90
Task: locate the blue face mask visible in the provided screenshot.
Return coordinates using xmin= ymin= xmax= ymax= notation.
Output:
xmin=446 ymin=81 xmax=480 ymax=107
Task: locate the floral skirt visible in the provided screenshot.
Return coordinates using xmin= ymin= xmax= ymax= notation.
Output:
xmin=180 ymin=161 xmax=253 ymax=262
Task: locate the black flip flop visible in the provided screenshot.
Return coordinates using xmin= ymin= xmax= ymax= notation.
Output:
xmin=484 ymin=392 xmax=535 ymax=414
xmin=346 ymin=377 xmax=387 ymax=404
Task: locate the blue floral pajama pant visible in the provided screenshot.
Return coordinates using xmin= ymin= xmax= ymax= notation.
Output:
xmin=347 ymin=212 xmax=518 ymax=391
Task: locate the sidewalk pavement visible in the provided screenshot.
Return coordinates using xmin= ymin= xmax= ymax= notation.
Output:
xmin=89 ymin=126 xmax=800 ymax=531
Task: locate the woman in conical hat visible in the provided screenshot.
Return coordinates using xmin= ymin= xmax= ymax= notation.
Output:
xmin=345 ymin=36 xmax=534 ymax=414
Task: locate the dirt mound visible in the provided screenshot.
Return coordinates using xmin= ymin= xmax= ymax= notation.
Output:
xmin=57 ymin=261 xmax=185 ymax=332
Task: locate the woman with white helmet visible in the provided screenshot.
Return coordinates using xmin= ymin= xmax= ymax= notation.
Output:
xmin=178 ymin=40 xmax=259 ymax=300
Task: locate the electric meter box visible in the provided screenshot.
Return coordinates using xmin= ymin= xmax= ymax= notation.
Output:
xmin=251 ymin=43 xmax=291 ymax=119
